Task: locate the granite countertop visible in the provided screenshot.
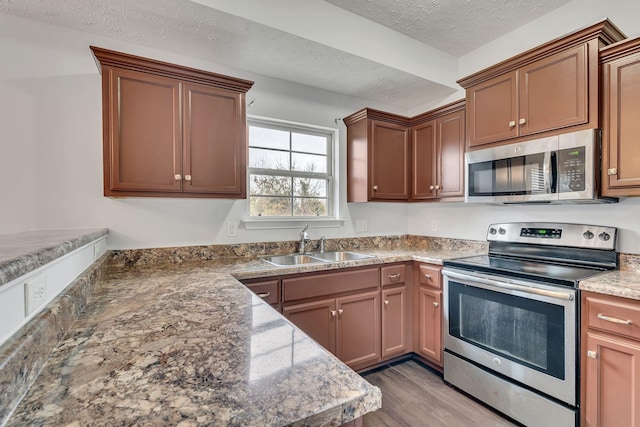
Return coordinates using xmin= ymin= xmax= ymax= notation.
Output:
xmin=7 ymin=265 xmax=381 ymax=426
xmin=579 ymin=270 xmax=640 ymax=300
xmin=0 ymin=228 xmax=108 ymax=287
xmin=3 ymin=240 xmax=478 ymax=426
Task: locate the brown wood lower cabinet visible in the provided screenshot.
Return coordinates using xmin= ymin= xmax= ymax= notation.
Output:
xmin=283 ymin=292 xmax=381 ymax=370
xmin=283 ymin=298 xmax=336 ymax=354
xmin=581 ymin=291 xmax=640 ymax=426
xmin=414 ymin=263 xmax=443 ymax=367
xmin=381 ymin=286 xmax=407 ymax=359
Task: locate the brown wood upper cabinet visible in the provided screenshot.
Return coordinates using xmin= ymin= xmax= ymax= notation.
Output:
xmin=345 ymin=101 xmax=465 ymax=202
xmin=600 ymin=37 xmax=640 ymax=197
xmin=91 ymin=46 xmax=254 ymax=198
xmin=412 ymin=103 xmax=465 ymax=200
xmin=458 ymin=20 xmax=625 ymax=150
xmin=344 ymin=109 xmax=410 ymax=202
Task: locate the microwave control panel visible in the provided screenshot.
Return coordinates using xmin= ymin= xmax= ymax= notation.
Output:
xmin=556 ymin=146 xmax=585 ymax=192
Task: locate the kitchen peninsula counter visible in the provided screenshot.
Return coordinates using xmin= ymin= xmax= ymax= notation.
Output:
xmin=2 ymin=235 xmax=487 ymax=426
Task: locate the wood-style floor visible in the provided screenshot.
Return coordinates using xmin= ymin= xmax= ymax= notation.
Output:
xmin=361 ymin=360 xmax=518 ymax=427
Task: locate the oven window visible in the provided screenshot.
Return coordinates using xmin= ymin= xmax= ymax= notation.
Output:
xmin=448 ymin=281 xmax=565 ymax=379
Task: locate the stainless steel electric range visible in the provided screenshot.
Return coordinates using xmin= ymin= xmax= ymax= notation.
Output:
xmin=442 ymin=222 xmax=618 ymax=427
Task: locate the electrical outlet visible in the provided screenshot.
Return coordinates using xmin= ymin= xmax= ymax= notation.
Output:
xmin=356 ymin=219 xmax=368 ymax=232
xmin=431 ymin=219 xmax=438 ymax=232
xmin=24 ymin=274 xmax=47 ymax=316
xmin=226 ymin=221 xmax=238 ymax=237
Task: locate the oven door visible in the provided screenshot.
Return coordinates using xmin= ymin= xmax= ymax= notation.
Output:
xmin=442 ymin=268 xmax=577 ymax=406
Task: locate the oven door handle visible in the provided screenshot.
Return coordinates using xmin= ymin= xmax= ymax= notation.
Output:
xmin=443 ymin=270 xmax=575 ymax=301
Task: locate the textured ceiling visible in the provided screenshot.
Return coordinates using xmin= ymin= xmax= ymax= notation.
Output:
xmin=325 ymin=0 xmax=572 ymax=56
xmin=0 ymin=0 xmax=571 ymax=110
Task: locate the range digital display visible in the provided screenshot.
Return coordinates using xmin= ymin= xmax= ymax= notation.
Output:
xmin=520 ymin=228 xmax=562 ymax=238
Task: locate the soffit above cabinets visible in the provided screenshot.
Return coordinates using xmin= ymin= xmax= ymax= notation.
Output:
xmin=0 ymin=0 xmax=572 ymax=110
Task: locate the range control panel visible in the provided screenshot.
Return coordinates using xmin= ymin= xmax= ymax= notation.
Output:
xmin=487 ymin=222 xmax=617 ymax=250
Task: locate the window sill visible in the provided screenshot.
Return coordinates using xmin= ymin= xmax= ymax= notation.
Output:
xmin=241 ymin=218 xmax=345 ymax=230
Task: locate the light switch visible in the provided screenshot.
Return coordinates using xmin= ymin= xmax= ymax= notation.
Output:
xmin=356 ymin=220 xmax=368 ymax=232
xmin=227 ymin=221 xmax=238 ymax=237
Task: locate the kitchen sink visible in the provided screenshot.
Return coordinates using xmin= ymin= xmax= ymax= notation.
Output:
xmin=262 ymin=251 xmax=374 ymax=266
xmin=262 ymin=254 xmax=329 ymax=266
xmin=306 ymin=251 xmax=375 ymax=262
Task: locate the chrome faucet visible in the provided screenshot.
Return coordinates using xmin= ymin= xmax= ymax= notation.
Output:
xmin=320 ymin=236 xmax=326 ymax=253
xmin=298 ymin=224 xmax=310 ymax=253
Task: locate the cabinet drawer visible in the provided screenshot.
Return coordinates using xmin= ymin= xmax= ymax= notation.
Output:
xmin=418 ymin=264 xmax=441 ymax=289
xmin=246 ymin=280 xmax=279 ymax=305
xmin=381 ymin=264 xmax=406 ymax=287
xmin=584 ymin=293 xmax=640 ymax=341
xmin=283 ymin=268 xmax=380 ymax=302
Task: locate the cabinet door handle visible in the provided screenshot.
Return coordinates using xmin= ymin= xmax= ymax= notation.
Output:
xmin=435 ymin=184 xmax=441 ymax=190
xmin=433 ymin=302 xmax=439 ymax=308
xmin=338 ymin=309 xmax=344 ymax=315
xmin=256 ymin=292 xmax=271 ymax=298
xmin=383 ymin=300 xmax=389 ymax=306
xmin=388 ymin=273 xmax=401 ymax=281
xmin=597 ymin=313 xmax=633 ymax=325
xmin=331 ymin=310 xmax=337 ymax=317
xmin=519 ymin=118 xmax=527 ymax=125
xmin=373 ymin=185 xmax=379 ymax=191
xmin=174 ymin=174 xmax=182 ymax=181
xmin=608 ymin=168 xmax=618 ymax=176
xmin=587 ymin=350 xmax=597 ymax=359
xmin=429 ymin=185 xmax=434 ymax=190
xmin=509 ymin=120 xmax=516 ymax=127
xmin=185 ymin=175 xmax=192 ymax=182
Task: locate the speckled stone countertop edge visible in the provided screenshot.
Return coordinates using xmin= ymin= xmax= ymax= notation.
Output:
xmin=0 ymin=228 xmax=109 ymax=288
xmin=579 ymin=269 xmax=640 ymax=300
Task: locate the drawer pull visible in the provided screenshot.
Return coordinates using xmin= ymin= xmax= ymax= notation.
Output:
xmin=424 ymin=274 xmax=431 ymax=280
xmin=388 ymin=273 xmax=401 ymax=281
xmin=256 ymin=292 xmax=271 ymax=298
xmin=597 ymin=314 xmax=632 ymax=325
xmin=331 ymin=310 xmax=337 ymax=317
xmin=383 ymin=300 xmax=389 ymax=306
xmin=587 ymin=350 xmax=597 ymax=359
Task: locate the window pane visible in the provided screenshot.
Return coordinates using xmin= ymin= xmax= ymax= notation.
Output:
xmin=249 ymin=126 xmax=290 ymax=150
xmin=250 ymin=175 xmax=292 ymax=196
xmin=292 ymin=133 xmax=327 ymax=155
xmin=294 ymin=198 xmax=328 ymax=216
xmin=293 ymin=178 xmax=327 ymax=197
xmin=249 ymin=148 xmax=290 ymax=170
xmin=250 ymin=196 xmax=292 ymax=216
xmin=292 ymin=152 xmax=327 ymax=173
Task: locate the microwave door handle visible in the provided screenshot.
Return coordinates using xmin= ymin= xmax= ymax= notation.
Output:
xmin=550 ymin=151 xmax=557 ymax=193
xmin=543 ymin=151 xmax=552 ymax=193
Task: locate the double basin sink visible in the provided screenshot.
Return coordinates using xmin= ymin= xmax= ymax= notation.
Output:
xmin=262 ymin=251 xmax=374 ymax=266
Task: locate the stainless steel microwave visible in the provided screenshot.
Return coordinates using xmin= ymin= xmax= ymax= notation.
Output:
xmin=465 ymin=129 xmax=617 ymax=204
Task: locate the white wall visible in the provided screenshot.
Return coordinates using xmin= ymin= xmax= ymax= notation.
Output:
xmin=408 ymin=0 xmax=640 ymax=255
xmin=0 ymin=12 xmax=408 ymax=249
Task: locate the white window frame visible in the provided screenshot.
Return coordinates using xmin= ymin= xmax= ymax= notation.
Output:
xmin=243 ymin=116 xmax=343 ymax=230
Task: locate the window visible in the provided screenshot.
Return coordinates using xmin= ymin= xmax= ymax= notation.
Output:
xmin=248 ymin=117 xmax=334 ymax=218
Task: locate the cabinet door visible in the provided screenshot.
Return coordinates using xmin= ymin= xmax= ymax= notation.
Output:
xmin=436 ymin=110 xmax=465 ymax=198
xmin=107 ymin=67 xmax=181 ymax=194
xmin=381 ymin=286 xmax=407 ymax=359
xmin=369 ymin=120 xmax=410 ymax=200
xmin=411 ymin=120 xmax=437 ymax=200
xmin=418 ymin=287 xmax=442 ymax=366
xmin=519 ymin=45 xmax=587 ymax=136
xmin=182 ymin=82 xmax=246 ymax=196
xmin=283 ymin=299 xmax=336 ymax=354
xmin=337 ymin=291 xmax=381 ymax=369
xmin=583 ymin=332 xmax=640 ymax=427
xmin=466 ymin=71 xmax=518 ymax=148
xmin=602 ymin=52 xmax=640 ymax=195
